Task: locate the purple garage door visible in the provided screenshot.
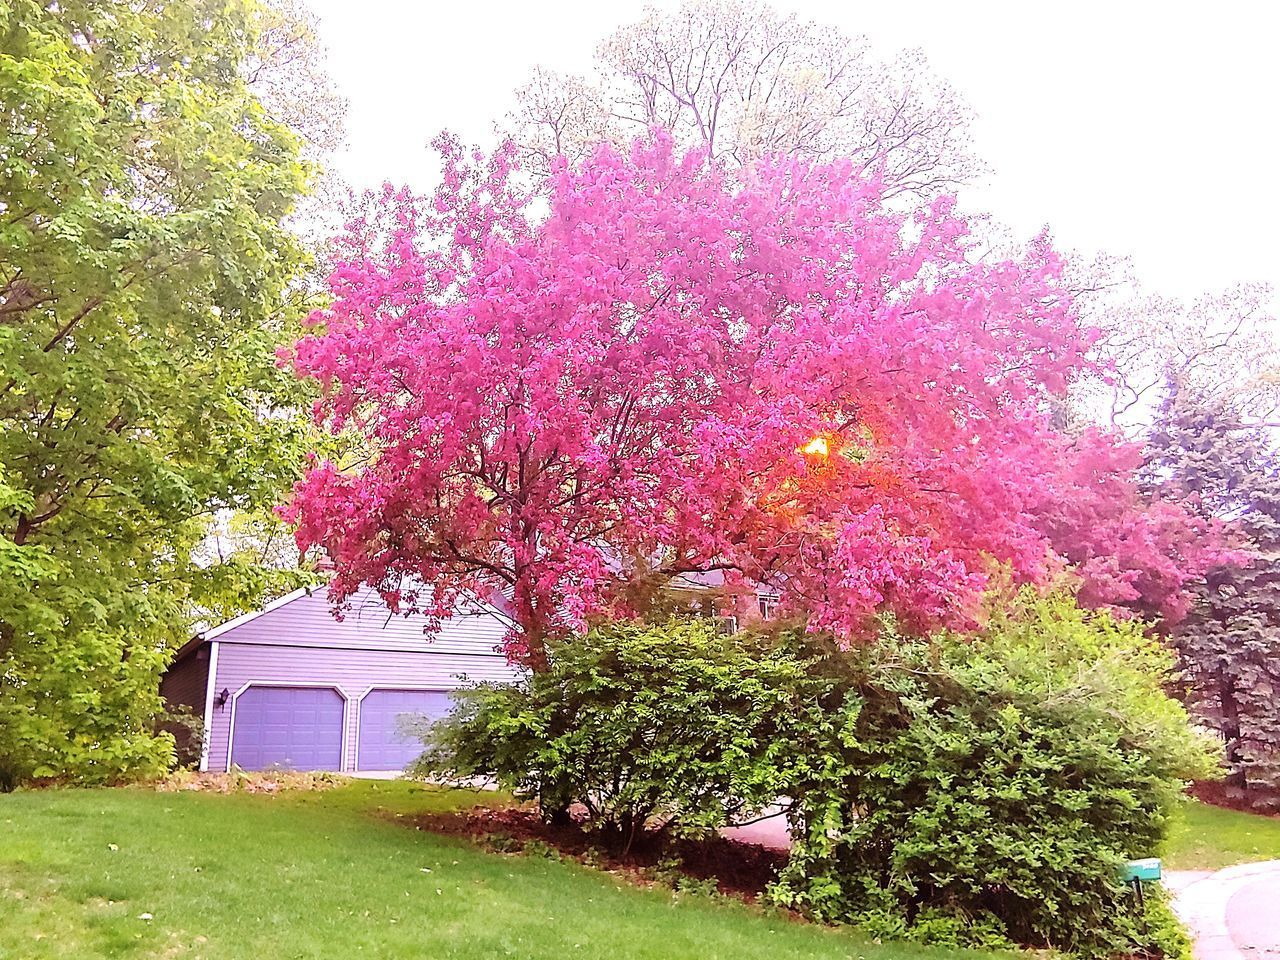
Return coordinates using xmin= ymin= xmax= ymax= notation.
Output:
xmin=230 ymin=686 xmax=345 ymax=772
xmin=357 ymin=689 xmax=454 ymax=771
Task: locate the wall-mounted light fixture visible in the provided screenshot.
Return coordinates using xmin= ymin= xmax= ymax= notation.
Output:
xmin=216 ymin=688 xmax=230 ymax=707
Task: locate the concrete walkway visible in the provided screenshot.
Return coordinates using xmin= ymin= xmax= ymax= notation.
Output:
xmin=1170 ymin=861 xmax=1280 ymax=960
xmin=721 ymin=807 xmax=790 ymax=850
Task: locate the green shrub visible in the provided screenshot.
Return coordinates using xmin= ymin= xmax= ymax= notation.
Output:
xmin=160 ymin=704 xmax=206 ymax=769
xmin=413 ymin=618 xmax=809 ymax=845
xmin=416 ymin=595 xmax=1211 ymax=956
xmin=768 ymin=590 xmax=1218 ymax=957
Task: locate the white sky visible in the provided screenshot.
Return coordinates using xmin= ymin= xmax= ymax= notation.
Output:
xmin=306 ymin=0 xmax=1279 ymax=305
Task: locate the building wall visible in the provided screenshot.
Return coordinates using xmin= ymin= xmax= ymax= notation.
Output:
xmin=159 ymin=646 xmax=211 ymax=765
xmin=160 ymin=647 xmax=210 ymax=713
xmin=212 ymin=585 xmax=509 ymax=655
xmin=206 ymin=639 xmax=521 ymax=772
xmin=204 ymin=601 xmax=519 ymax=773
xmin=176 ymin=586 xmax=522 ymax=772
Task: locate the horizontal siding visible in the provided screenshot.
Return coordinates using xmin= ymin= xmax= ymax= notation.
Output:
xmin=159 ymin=649 xmax=211 ymax=765
xmin=207 ymin=642 xmax=522 ymax=773
xmin=213 ymin=585 xmax=509 ymax=656
xmin=160 ymin=649 xmax=209 ymax=713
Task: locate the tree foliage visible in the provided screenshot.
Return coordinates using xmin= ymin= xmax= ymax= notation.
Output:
xmin=1076 ymin=276 xmax=1280 ymax=431
xmin=418 ymin=594 xmax=1214 ymax=955
xmin=414 ymin=618 xmax=804 ymax=842
xmin=1145 ymin=391 xmax=1280 ymax=802
xmin=286 ymin=132 xmax=1221 ymax=666
xmin=0 ymin=0 xmax=316 ymax=785
xmin=771 ymin=591 xmax=1216 ymax=955
xmin=506 ymin=0 xmax=980 ymax=197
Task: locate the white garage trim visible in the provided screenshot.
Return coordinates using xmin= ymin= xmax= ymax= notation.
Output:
xmin=225 ymin=681 xmax=352 ymax=773
xmin=354 ymin=682 xmax=456 ymax=701
xmin=198 ymin=640 xmax=220 ymax=773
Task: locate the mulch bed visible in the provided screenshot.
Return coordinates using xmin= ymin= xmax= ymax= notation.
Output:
xmin=406 ymin=805 xmax=788 ymax=902
xmin=1189 ymin=779 xmax=1280 ymax=816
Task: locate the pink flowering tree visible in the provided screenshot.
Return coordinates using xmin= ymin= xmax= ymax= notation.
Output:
xmin=284 ymin=133 xmax=1219 ymax=667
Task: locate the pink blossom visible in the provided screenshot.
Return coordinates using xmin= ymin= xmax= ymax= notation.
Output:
xmin=284 ymin=132 xmax=1222 ymax=666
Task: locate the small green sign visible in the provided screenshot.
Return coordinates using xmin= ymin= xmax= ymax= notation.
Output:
xmin=1122 ymin=858 xmax=1162 ymax=883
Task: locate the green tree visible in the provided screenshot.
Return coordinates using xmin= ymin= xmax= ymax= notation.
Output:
xmin=1144 ymin=390 xmax=1280 ymax=803
xmin=0 ymin=0 xmax=316 ymax=786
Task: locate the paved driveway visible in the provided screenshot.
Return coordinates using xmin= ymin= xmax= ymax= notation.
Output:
xmin=1169 ymin=861 xmax=1280 ymax=960
xmin=721 ymin=807 xmax=790 ymax=849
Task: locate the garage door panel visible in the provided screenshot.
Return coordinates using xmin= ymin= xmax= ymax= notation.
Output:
xmin=357 ymin=689 xmax=454 ymax=771
xmin=231 ymin=686 xmax=344 ymax=772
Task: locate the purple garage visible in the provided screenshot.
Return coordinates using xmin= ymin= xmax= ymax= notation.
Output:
xmin=160 ymin=585 xmax=521 ymax=773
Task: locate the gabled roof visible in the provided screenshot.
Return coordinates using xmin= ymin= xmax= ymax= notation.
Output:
xmin=169 ymin=581 xmax=512 ymax=663
xmin=200 ymin=586 xmax=317 ymax=641
xmin=168 ymin=586 xmax=317 ymax=663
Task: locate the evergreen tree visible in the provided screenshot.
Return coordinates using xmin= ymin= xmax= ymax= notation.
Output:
xmin=1145 ymin=390 xmax=1280 ymax=803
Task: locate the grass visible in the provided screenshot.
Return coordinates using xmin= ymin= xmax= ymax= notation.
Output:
xmin=1165 ymin=796 xmax=1280 ymax=871
xmin=0 ymin=779 xmax=1005 ymax=960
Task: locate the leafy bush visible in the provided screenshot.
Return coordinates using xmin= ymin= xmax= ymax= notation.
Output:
xmin=768 ymin=590 xmax=1218 ymax=957
xmin=417 ymin=594 xmax=1212 ymax=956
xmin=413 ymin=618 xmax=809 ymax=845
xmin=160 ymin=704 xmax=206 ymax=769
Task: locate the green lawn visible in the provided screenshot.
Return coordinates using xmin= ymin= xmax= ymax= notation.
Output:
xmin=0 ymin=780 xmax=1002 ymax=960
xmin=1165 ymin=796 xmax=1280 ymax=871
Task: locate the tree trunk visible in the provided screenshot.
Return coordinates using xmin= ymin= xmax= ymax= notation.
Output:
xmin=1218 ymin=664 xmax=1247 ymax=789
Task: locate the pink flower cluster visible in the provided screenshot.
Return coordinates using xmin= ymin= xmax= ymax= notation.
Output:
xmin=283 ymin=132 xmax=1221 ymax=664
